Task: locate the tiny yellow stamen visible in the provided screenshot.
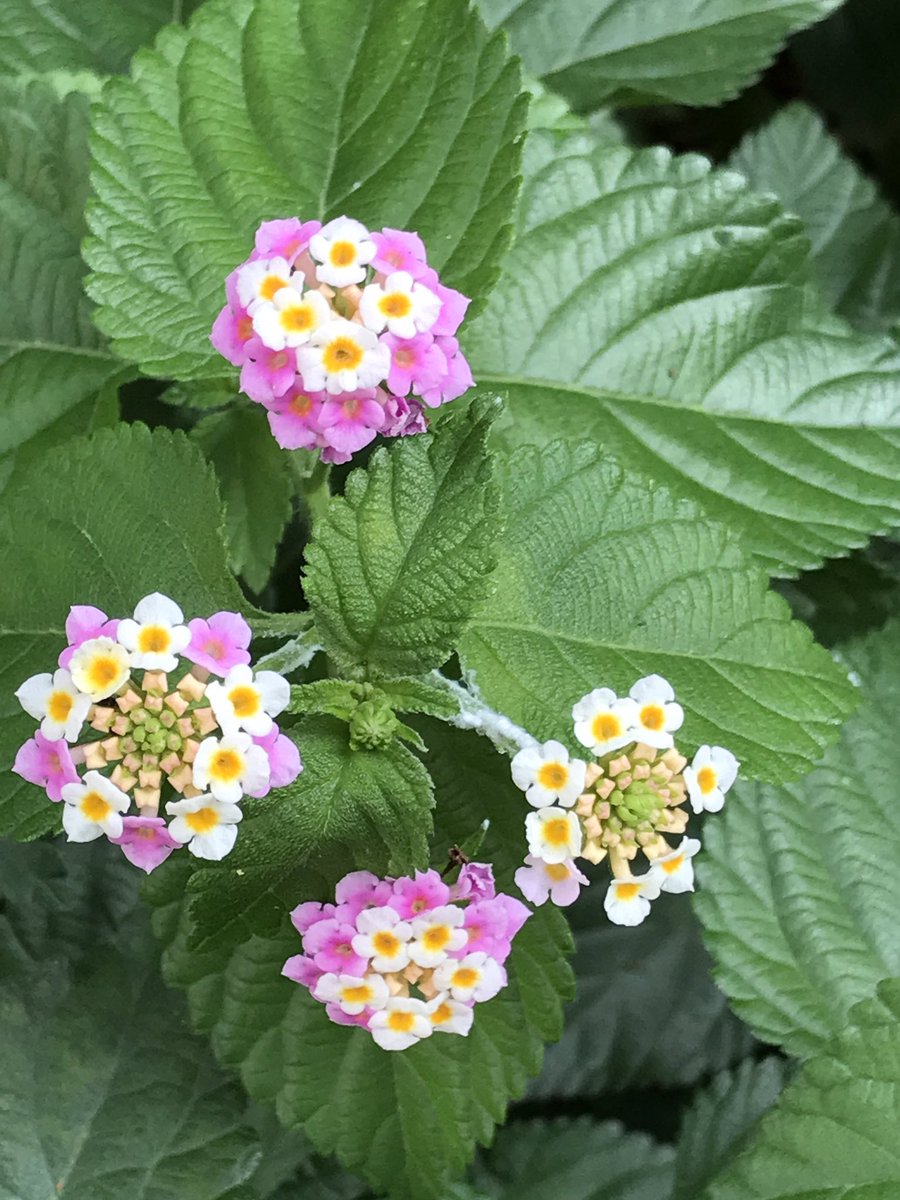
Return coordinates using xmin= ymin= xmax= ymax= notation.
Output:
xmin=379 ymin=292 xmax=412 ymax=318
xmin=537 ymin=762 xmax=568 ymax=790
xmin=373 ymin=931 xmax=401 ymax=957
xmin=81 ymin=792 xmax=111 ymax=821
xmin=592 ymin=712 xmax=622 ymax=741
xmin=697 ymin=766 xmax=717 ymax=794
xmin=452 ymin=967 xmax=478 ymax=989
xmin=185 ymin=807 xmax=219 ymax=833
xmin=616 ymin=882 xmax=641 ymax=901
xmin=47 ymin=691 xmax=73 ymax=723
xmin=323 ymin=336 xmax=364 ymax=372
xmin=210 ymin=749 xmax=243 ymax=781
xmin=387 ymin=1010 xmax=415 ymax=1033
xmin=640 ymin=704 xmax=665 ymax=732
xmin=543 ymin=817 xmax=571 ymax=847
xmin=341 ymin=984 xmax=372 ymax=1005
xmin=138 ymin=626 xmax=170 ymax=655
xmin=228 ymin=685 xmax=260 ymax=718
xmin=329 ymin=240 xmax=356 ymax=267
xmin=422 ymin=925 xmax=452 ymax=952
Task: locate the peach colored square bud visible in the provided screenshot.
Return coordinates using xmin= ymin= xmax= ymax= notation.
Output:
xmin=177 ymin=672 xmax=206 ymax=701
xmin=164 ymin=692 xmax=189 ymax=717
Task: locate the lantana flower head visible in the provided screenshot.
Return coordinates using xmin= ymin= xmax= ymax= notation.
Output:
xmin=510 ymin=675 xmax=739 ymax=926
xmin=210 ymin=215 xmax=473 ymax=463
xmin=12 ymin=594 xmax=302 ymax=872
xmin=283 ymin=864 xmax=529 ymax=1051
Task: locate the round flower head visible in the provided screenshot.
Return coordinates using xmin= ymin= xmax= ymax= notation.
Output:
xmin=515 ymin=856 xmax=589 ymax=908
xmin=297 ymin=319 xmax=390 ymax=395
xmin=68 ymin=637 xmax=131 ymax=702
xmin=166 ymin=794 xmax=243 ymax=860
xmin=426 ymin=994 xmax=474 ymax=1037
xmin=649 ymin=837 xmax=701 ymax=894
xmin=629 ymin=674 xmax=684 ymax=749
xmin=251 ymin=276 xmax=331 ymax=350
xmin=368 ymin=997 xmax=432 ymax=1051
xmin=15 ymin=668 xmax=91 ymax=742
xmin=603 ymin=873 xmax=661 ymax=927
xmin=192 ymin=732 xmax=271 ymax=803
xmin=510 ymin=740 xmax=586 ymax=808
xmin=117 ymin=593 xmax=191 ymax=672
xmin=236 ymin=255 xmax=293 ymax=311
xmin=309 ymin=216 xmax=376 ymax=287
xmin=351 ymin=907 xmax=413 ymax=973
xmin=432 ymin=952 xmax=503 ymax=1003
xmin=572 ymin=688 xmax=638 ymax=755
xmin=525 ymin=806 xmax=582 ymax=864
xmin=206 ymin=664 xmax=290 ymax=738
xmin=61 ymin=771 xmax=130 ymax=842
xmin=359 ymin=271 xmax=441 ymax=338
xmin=685 ymin=746 xmax=739 ymax=813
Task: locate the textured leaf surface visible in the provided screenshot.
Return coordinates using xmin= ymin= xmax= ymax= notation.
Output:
xmin=468 ymin=132 xmax=900 ymax=576
xmin=705 ymin=980 xmax=900 ymax=1199
xmin=85 ymin=0 xmax=524 ymax=379
xmin=146 ymin=721 xmax=573 ymax=1200
xmin=696 ymin=620 xmax=900 ymax=1056
xmin=0 ymin=423 xmax=245 ymax=840
xmin=458 ymin=440 xmax=855 ymax=782
xmin=479 ymin=0 xmax=841 ymax=109
xmin=731 ymin=103 xmax=900 ymax=331
xmin=0 ymin=78 xmax=124 ymax=491
xmin=305 ymin=400 xmax=499 ymax=676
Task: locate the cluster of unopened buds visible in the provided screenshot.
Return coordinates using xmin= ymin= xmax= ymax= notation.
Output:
xmin=283 ymin=863 xmax=529 ymax=1051
xmin=13 ymin=594 xmax=301 ymax=871
xmin=511 ymin=675 xmax=739 ymax=926
xmin=211 ymin=216 xmax=473 ymax=463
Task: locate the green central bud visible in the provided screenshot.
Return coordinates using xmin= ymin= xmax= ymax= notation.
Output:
xmin=348 ymin=697 xmax=400 ymax=751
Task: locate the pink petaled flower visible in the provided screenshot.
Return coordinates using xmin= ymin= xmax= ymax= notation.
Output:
xmin=12 ymin=730 xmax=78 ymax=802
xmin=210 ymin=269 xmax=255 ymax=365
xmin=58 ymin=605 xmax=119 ymax=668
xmin=515 ymin=855 xmax=589 ymax=908
xmin=282 ymin=953 xmax=324 ymax=988
xmin=109 ymin=816 xmax=179 ymax=874
xmin=266 ymin=386 xmax=327 ymax=451
xmin=419 ymin=268 xmax=470 ymax=337
xmin=371 ymin=228 xmax=429 ymax=279
xmin=459 ymin=894 xmax=531 ymax=964
xmin=291 ymin=901 xmax=336 ymax=934
xmin=303 ymin=918 xmax=369 ymax=976
xmin=325 ymin=1003 xmax=372 ymax=1028
xmin=184 ymin=611 xmax=252 ymax=676
xmin=253 ymin=725 xmax=302 ymax=790
xmin=319 ymin=390 xmax=385 ymax=457
xmin=380 ymin=394 xmax=427 ymax=438
xmin=240 ymin=339 xmax=299 ymax=404
xmin=382 ymin=332 xmax=447 ymax=397
xmin=255 ymin=218 xmax=322 ymax=264
xmin=390 ymin=869 xmax=451 ymax=919
xmin=419 ymin=336 xmax=474 ymax=408
xmin=450 ymin=862 xmax=496 ymax=903
xmin=333 ymin=871 xmax=394 ymax=921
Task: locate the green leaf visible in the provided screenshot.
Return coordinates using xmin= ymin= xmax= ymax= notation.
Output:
xmin=696 ymin=619 xmax=900 ymax=1056
xmin=377 ymin=677 xmax=461 ymax=719
xmin=705 ymin=980 xmax=900 ymax=1200
xmin=468 ymin=131 xmax=900 ymax=576
xmin=0 ymin=78 xmax=125 ymax=491
xmin=731 ymin=103 xmax=900 ymax=332
xmin=673 ymin=1058 xmax=788 ymax=1200
xmin=84 ymin=0 xmax=525 ymax=379
xmin=0 ymin=422 xmax=246 ymax=840
xmin=458 ymin=440 xmax=854 ymax=782
xmin=305 ymin=399 xmax=500 ymax=677
xmin=479 ymin=0 xmax=841 ymax=110
xmin=194 ymin=404 xmax=293 ymax=593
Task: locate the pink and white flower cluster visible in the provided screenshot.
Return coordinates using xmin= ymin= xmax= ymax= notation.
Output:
xmin=13 ymin=595 xmax=302 ymax=873
xmin=283 ymin=863 xmax=529 ymax=1051
xmin=211 ymin=216 xmax=473 ymax=463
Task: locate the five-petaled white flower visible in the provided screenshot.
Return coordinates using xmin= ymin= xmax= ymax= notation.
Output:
xmin=629 ymin=674 xmax=684 ymax=749
xmin=407 ymin=905 xmax=468 ymax=968
xmin=68 ymin=636 xmax=131 ymax=701
xmin=61 ymin=771 xmax=129 ymax=842
xmin=296 ymin=318 xmax=390 ymax=394
xmin=351 ymin=906 xmax=413 ymax=973
xmin=425 ymin=993 xmax=474 ymax=1036
xmin=309 ymin=216 xmax=377 ymax=288
xmin=525 ymin=806 xmax=582 ymax=864
xmin=511 ymin=739 xmax=586 ymax=808
xmin=313 ymin=971 xmax=390 ymax=1015
xmin=432 ymin=951 xmax=503 ymax=1003
xmin=572 ymin=688 xmax=639 ymax=755
xmin=15 ymin=668 xmax=91 ymax=742
xmin=359 ymin=271 xmax=441 ymax=338
xmin=649 ymin=837 xmax=701 ymax=894
xmin=251 ymin=276 xmax=331 ymax=350
xmin=603 ymin=873 xmax=661 ymax=927
xmin=166 ymin=794 xmax=243 ymax=860
xmin=206 ymin=664 xmax=290 ymax=738
xmin=117 ymin=593 xmax=191 ymax=672
xmin=236 ymin=256 xmax=293 ymax=311
xmin=192 ymin=732 xmax=270 ymax=803
xmin=368 ymin=997 xmax=433 ymax=1051
xmin=684 ymin=746 xmax=739 ymax=813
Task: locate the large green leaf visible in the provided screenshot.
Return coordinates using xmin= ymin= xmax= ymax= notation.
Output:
xmin=479 ymin=0 xmax=841 ymax=110
xmin=696 ymin=619 xmax=900 ymax=1056
xmin=705 ymin=980 xmax=900 ymax=1200
xmin=458 ymin=440 xmax=855 ymax=782
xmin=84 ymin=0 xmax=525 ymax=379
xmin=0 ymin=78 xmax=124 ymax=491
xmin=731 ymin=103 xmax=900 ymax=332
xmin=305 ymin=399 xmax=499 ymax=677
xmin=467 ymin=132 xmax=900 ymax=576
xmin=0 ymin=422 xmax=245 ymax=840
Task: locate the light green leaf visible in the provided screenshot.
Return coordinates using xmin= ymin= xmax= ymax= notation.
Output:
xmin=305 ymin=399 xmax=499 ymax=677
xmin=705 ymin=980 xmax=900 ymax=1200
xmin=731 ymin=103 xmax=900 ymax=332
xmin=479 ymin=0 xmax=841 ymax=110
xmin=84 ymin=0 xmax=525 ymax=379
xmin=193 ymin=404 xmax=293 ymax=593
xmin=696 ymin=619 xmax=900 ymax=1056
xmin=458 ymin=440 xmax=855 ymax=782
xmin=468 ymin=132 xmax=900 ymax=576
xmin=0 ymin=422 xmax=246 ymax=840
xmin=673 ymin=1059 xmax=788 ymax=1200
xmin=0 ymin=78 xmax=125 ymax=491
xmin=377 ymin=677 xmax=461 ymax=719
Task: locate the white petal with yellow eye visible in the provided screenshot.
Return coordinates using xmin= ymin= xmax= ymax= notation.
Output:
xmin=603 ymin=873 xmax=661 ymax=926
xmin=511 ymin=739 xmax=586 ymax=808
xmin=649 ymin=837 xmax=701 ymax=894
xmin=368 ymin=997 xmax=433 ymax=1050
xmin=524 ymin=806 xmax=582 ymax=864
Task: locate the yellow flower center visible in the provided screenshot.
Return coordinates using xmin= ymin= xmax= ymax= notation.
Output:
xmin=329 ymin=240 xmax=356 ymax=267
xmin=86 ymin=654 xmax=122 ymax=690
xmin=323 ymin=336 xmax=364 ymax=373
xmin=387 ymin=1010 xmax=415 ymax=1033
xmin=210 ymin=749 xmax=243 ymax=781
xmin=430 ymin=1003 xmax=453 ymax=1026
xmin=379 ymin=292 xmax=412 ymax=318
xmin=47 ymin=691 xmax=73 ymax=723
xmin=138 ymin=625 xmax=170 ymax=654
xmin=422 ymin=925 xmax=452 ymax=952
xmin=661 ymin=854 xmax=684 ymax=875
xmin=543 ymin=817 xmax=571 ymax=847
xmin=545 ymin=863 xmax=570 ymax=882
xmin=616 ymin=882 xmax=641 ymax=901
xmin=341 ymin=984 xmax=372 ymax=1005
xmin=81 ymin=791 xmax=111 ymax=821
xmin=373 ymin=931 xmax=400 ymax=957
xmin=228 ymin=685 xmax=260 ymax=718
xmin=260 ymin=273 xmax=287 ymax=301
xmin=697 ymin=766 xmax=717 ymax=794
xmin=592 ymin=712 xmax=622 ymax=741
xmin=452 ymin=967 xmax=478 ymax=989
xmin=186 ymin=806 xmax=219 ymax=833
xmin=537 ymin=762 xmax=568 ymax=790
xmin=640 ymin=703 xmax=665 ymax=732
xmin=280 ymin=302 xmax=317 ymax=333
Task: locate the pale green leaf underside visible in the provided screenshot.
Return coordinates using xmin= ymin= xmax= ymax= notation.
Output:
xmin=84 ymin=0 xmax=524 ymax=379
xmin=479 ymin=0 xmax=841 ymax=109
xmin=458 ymin=440 xmax=855 ymax=782
xmin=731 ymin=102 xmax=900 ymax=332
xmin=696 ymin=619 xmax=900 ymax=1057
xmin=705 ymin=980 xmax=900 ymax=1199
xmin=467 ymin=133 xmax=900 ymax=576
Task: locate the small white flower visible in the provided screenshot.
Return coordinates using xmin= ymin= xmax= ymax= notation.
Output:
xmin=511 ymin=740 xmax=586 ymax=808
xmin=309 ymin=216 xmax=376 ymax=288
xmin=351 ymin=906 xmax=413 ymax=973
xmin=368 ymin=997 xmax=433 ymax=1051
xmin=60 ymin=770 xmax=129 ymax=842
xmin=603 ymin=873 xmax=661 ymax=927
xmin=425 ymin=993 xmax=474 ymax=1036
xmin=514 ymin=855 xmax=589 ymax=908
xmin=296 ymin=318 xmax=390 ymax=394
xmin=251 ymin=276 xmax=331 ymax=350
xmin=236 ymin=256 xmax=293 ymax=311
xmin=359 ymin=271 xmax=441 ymax=338
xmin=649 ymin=837 xmax=701 ymax=894
xmin=572 ymin=688 xmax=639 ymax=755
xmin=629 ymin=674 xmax=683 ymax=749
xmin=684 ymin=745 xmax=739 ymax=813
xmin=206 ymin=665 xmax=290 ymax=738
xmin=524 ymin=806 xmax=582 ymax=864
xmin=407 ymin=905 xmax=468 ymax=968
xmin=192 ymin=732 xmax=270 ymax=803
xmin=117 ymin=593 xmax=191 ymax=672
xmin=432 ymin=951 xmax=503 ymax=1003
xmin=166 ymin=793 xmax=242 ymax=860
xmin=68 ymin=637 xmax=131 ymax=701
xmin=313 ymin=971 xmax=390 ymax=1015
xmin=15 ymin=669 xmax=91 ymax=742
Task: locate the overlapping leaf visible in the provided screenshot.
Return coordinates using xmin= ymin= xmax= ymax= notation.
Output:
xmin=84 ymin=0 xmax=525 ymax=379
xmin=458 ymin=440 xmax=855 ymax=781
xmin=467 ymin=132 xmax=900 ymax=575
xmin=696 ymin=619 xmax=900 ymax=1056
